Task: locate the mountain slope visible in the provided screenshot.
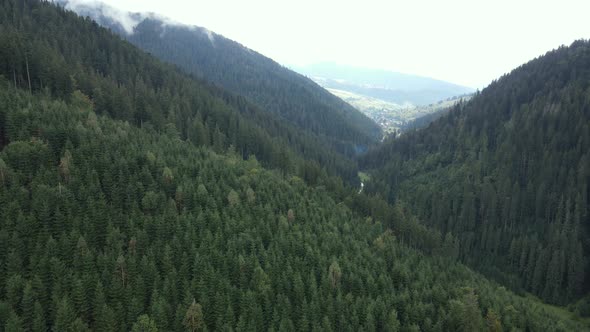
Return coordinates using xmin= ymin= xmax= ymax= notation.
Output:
xmin=0 ymin=0 xmax=366 ymax=183
xmin=0 ymin=1 xmax=588 ymax=330
xmin=1 ymin=81 xmax=586 ymax=331
xmin=295 ymin=62 xmax=474 ymax=106
xmin=59 ymin=0 xmax=381 ymax=156
xmin=361 ymin=40 xmax=590 ymax=306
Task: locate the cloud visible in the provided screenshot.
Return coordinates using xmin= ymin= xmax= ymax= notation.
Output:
xmin=54 ymin=0 xmax=215 ymax=45
xmin=203 ymin=28 xmax=215 ymax=44
xmin=55 ymin=0 xmax=142 ymax=34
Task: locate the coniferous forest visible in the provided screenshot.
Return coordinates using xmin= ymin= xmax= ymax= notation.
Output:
xmin=59 ymin=0 xmax=382 ymax=172
xmin=362 ymin=41 xmax=590 ymax=308
xmin=0 ymin=0 xmax=589 ymax=331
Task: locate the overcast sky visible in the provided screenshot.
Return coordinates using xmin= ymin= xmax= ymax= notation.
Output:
xmin=70 ymin=0 xmax=590 ymax=88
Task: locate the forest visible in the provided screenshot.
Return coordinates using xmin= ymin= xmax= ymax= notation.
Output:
xmin=0 ymin=0 xmax=369 ymax=185
xmin=0 ymin=69 xmax=586 ymax=332
xmin=362 ymin=41 xmax=590 ymax=308
xmin=125 ymin=17 xmax=382 ymax=155
xmin=0 ymin=0 xmax=589 ymax=331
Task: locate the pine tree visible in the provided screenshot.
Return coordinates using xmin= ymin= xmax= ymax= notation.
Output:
xmin=69 ymin=318 xmax=91 ymax=332
xmin=71 ymin=278 xmax=88 ymax=321
xmin=131 ymin=314 xmax=159 ymax=332
xmin=21 ymin=282 xmax=35 ymax=330
xmin=448 ymin=288 xmax=483 ymax=332
xmin=32 ymin=301 xmax=47 ymax=332
xmin=328 ymin=261 xmax=342 ymax=290
xmin=5 ymin=311 xmax=24 ymax=332
xmin=485 ymin=309 xmax=502 ymax=332
xmin=384 ymin=309 xmax=400 ymax=332
xmin=53 ymin=297 xmax=75 ymax=332
xmin=183 ymin=300 xmax=205 ymax=332
xmin=5 ymin=274 xmax=23 ymax=313
xmin=95 ymin=304 xmax=117 ymax=332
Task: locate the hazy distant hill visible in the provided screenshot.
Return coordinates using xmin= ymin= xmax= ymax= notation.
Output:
xmin=295 ymin=62 xmax=474 ymax=106
xmin=326 ymin=86 xmax=471 ymax=135
xmin=58 ymin=0 xmax=382 ymax=157
xmin=397 ymin=94 xmax=473 ymax=133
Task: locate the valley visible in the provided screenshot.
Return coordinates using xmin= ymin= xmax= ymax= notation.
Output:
xmin=0 ymin=0 xmax=588 ymax=331
xmin=293 ymin=63 xmax=474 ymax=135
xmin=325 ymin=88 xmax=472 ymax=135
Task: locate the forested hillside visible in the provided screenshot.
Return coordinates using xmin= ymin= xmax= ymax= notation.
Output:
xmin=0 ymin=0 xmax=588 ymax=331
xmin=0 ymin=0 xmax=369 ymax=184
xmin=361 ymin=40 xmax=590 ymax=307
xmin=0 ymin=71 xmax=587 ymax=331
xmin=59 ymin=0 xmax=381 ymax=157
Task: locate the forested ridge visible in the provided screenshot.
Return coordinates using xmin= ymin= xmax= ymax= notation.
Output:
xmin=362 ymin=40 xmax=590 ymax=308
xmin=0 ymin=0 xmax=366 ymax=185
xmin=0 ymin=0 xmax=589 ymax=331
xmin=128 ymin=18 xmax=382 ymax=152
xmin=59 ymin=0 xmax=381 ymax=158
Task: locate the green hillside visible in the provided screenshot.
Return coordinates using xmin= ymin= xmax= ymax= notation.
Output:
xmin=0 ymin=0 xmax=362 ymax=184
xmin=60 ymin=0 xmax=381 ymax=158
xmin=362 ymin=40 xmax=590 ymax=307
xmin=0 ymin=0 xmax=588 ymax=331
xmin=0 ymin=76 xmax=586 ymax=331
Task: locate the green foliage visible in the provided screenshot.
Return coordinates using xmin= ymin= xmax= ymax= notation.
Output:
xmin=328 ymin=261 xmax=342 ymax=289
xmin=183 ymin=300 xmax=205 ymax=332
xmin=227 ymin=189 xmax=240 ymax=207
xmin=120 ymin=14 xmax=381 ymax=152
xmin=0 ymin=77 xmax=585 ymax=331
xmin=485 ymin=309 xmax=502 ymax=332
xmin=132 ymin=315 xmax=159 ymax=332
xmin=362 ymin=40 xmax=590 ymax=306
xmin=0 ymin=1 xmax=587 ymax=331
xmin=0 ymin=0 xmax=364 ymax=184
xmin=447 ymin=288 xmax=484 ymax=331
xmin=5 ymin=311 xmax=24 ymax=332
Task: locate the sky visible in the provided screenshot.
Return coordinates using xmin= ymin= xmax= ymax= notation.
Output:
xmin=67 ymin=0 xmax=590 ymax=88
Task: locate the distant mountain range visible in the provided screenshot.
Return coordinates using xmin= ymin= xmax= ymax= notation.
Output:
xmin=323 ymin=86 xmax=472 ymax=135
xmin=294 ymin=62 xmax=475 ymax=106
xmin=291 ymin=63 xmax=474 ymax=134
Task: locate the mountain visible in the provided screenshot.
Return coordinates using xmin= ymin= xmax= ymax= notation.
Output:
xmin=293 ymin=63 xmax=474 ymax=134
xmin=361 ymin=40 xmax=590 ymax=308
xmin=2 ymin=83 xmax=585 ymax=331
xmin=1 ymin=0 xmax=587 ymax=330
xmin=294 ymin=62 xmax=475 ymax=106
xmin=57 ymin=0 xmax=382 ymax=158
xmin=4 ymin=0 xmax=372 ymax=184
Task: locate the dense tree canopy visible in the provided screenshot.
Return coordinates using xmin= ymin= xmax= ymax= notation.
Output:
xmin=0 ymin=0 xmax=589 ymax=330
xmin=362 ymin=40 xmax=590 ymax=306
xmin=124 ymin=16 xmax=382 ymax=153
xmin=0 ymin=79 xmax=586 ymax=331
xmin=0 ymin=0 xmax=366 ymax=184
